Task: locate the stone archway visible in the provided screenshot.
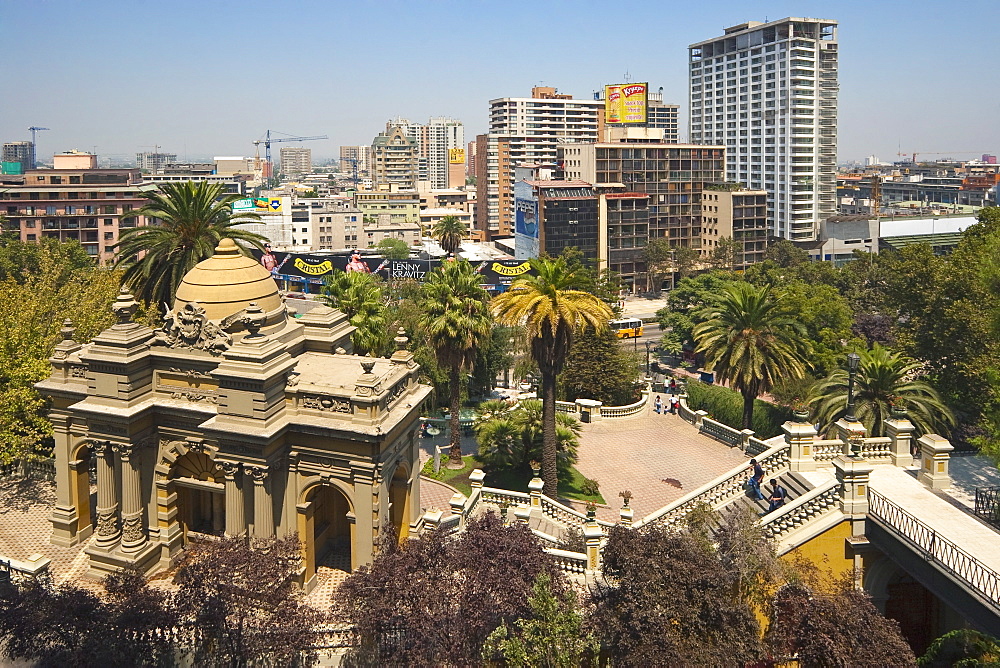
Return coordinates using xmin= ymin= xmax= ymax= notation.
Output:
xmin=388 ymin=462 xmax=412 ymax=543
xmin=69 ymin=440 xmax=94 ymax=541
xmin=154 ymin=440 xmax=222 ymax=561
xmin=169 ymin=450 xmax=225 ymax=539
xmin=297 ymin=479 xmax=356 ymax=589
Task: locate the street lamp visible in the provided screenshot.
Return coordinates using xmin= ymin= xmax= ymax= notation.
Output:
xmin=845 ymin=352 xmax=861 ymax=422
xmin=644 ymin=340 xmax=651 ymax=375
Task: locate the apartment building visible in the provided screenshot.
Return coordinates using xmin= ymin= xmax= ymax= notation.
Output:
xmin=339 ymin=145 xmax=372 ymax=175
xmin=477 ymin=87 xmax=602 ymax=238
xmin=3 ymin=141 xmax=35 ymax=172
xmin=700 ymin=186 xmax=769 ymax=269
xmin=371 ymin=127 xmax=418 ymax=191
xmin=389 ymin=117 xmax=465 ymax=189
xmin=0 ymin=156 xmax=149 ymax=263
xmin=689 ymin=17 xmax=838 ymax=241
xmin=279 ymin=147 xmax=312 ymax=176
xmin=354 ymin=189 xmax=420 ymax=225
xmin=136 ymin=152 xmax=177 ymax=172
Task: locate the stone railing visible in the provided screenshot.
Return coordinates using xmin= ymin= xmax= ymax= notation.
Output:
xmin=555 ymin=401 xmax=576 ymax=414
xmin=812 ymin=439 xmax=843 ymax=463
xmin=0 ymin=553 xmax=52 ymax=586
xmin=481 ymin=487 xmax=531 ymax=508
xmin=745 ymin=436 xmax=772 ymax=457
xmin=678 ymin=398 xmax=698 ymax=422
xmin=543 ymin=548 xmax=588 ymax=574
xmin=600 ymin=394 xmax=648 ymax=419
xmin=760 ymin=479 xmax=840 ymax=542
xmin=856 ymin=437 xmax=893 ymax=462
xmin=538 ymin=494 xmax=615 ymax=533
xmin=700 ymin=417 xmax=743 ymax=448
xmin=0 ymin=457 xmax=56 ymax=482
xmin=636 ymin=441 xmax=790 ymax=531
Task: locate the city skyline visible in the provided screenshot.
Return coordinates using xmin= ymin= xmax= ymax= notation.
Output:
xmin=1 ymin=0 xmax=997 ymax=164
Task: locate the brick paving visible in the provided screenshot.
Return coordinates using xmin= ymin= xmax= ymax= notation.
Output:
xmin=574 ymin=401 xmax=750 ymax=523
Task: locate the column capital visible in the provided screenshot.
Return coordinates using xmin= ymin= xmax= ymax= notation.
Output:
xmin=111 ymin=441 xmax=136 ymax=461
xmin=246 ymin=465 xmax=269 ymax=484
xmin=218 ymin=461 xmax=242 ymax=478
xmin=90 ymin=439 xmax=114 ymax=456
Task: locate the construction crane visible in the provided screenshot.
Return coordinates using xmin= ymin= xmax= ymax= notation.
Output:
xmin=896 ymin=150 xmax=979 ymax=164
xmin=338 ymin=156 xmax=361 ymax=190
xmin=253 ymin=130 xmax=327 ymax=187
xmin=28 ymin=126 xmax=50 ymax=144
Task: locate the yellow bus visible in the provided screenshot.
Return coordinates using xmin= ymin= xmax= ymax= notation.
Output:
xmin=610 ymin=318 xmax=644 ymax=339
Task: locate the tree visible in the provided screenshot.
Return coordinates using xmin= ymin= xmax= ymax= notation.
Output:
xmin=337 ymin=513 xmax=567 ymax=666
xmin=113 ymin=181 xmax=267 ymax=307
xmin=374 ymin=237 xmax=409 ymax=260
xmin=642 ymin=237 xmax=675 ymax=293
xmin=432 ymin=215 xmax=466 ymax=254
xmin=482 ymin=574 xmax=598 ymax=667
xmin=0 ymin=239 xmax=121 ymax=463
xmin=918 ymin=629 xmax=1000 ymax=667
xmin=492 ymin=256 xmax=613 ymax=494
xmin=693 ymin=282 xmax=809 ymax=429
xmin=419 ymin=260 xmax=492 ymax=465
xmin=469 ymin=325 xmax=515 ymax=397
xmin=321 ymin=269 xmax=391 ymax=356
xmin=655 ymin=271 xmax=739 ymax=347
xmin=474 ymin=399 xmax=581 ymax=479
xmin=672 ymin=244 xmax=701 ymax=279
xmin=765 ymin=238 xmax=809 ymax=267
xmin=591 ymin=520 xmax=764 ymax=665
xmin=0 ymin=568 xmax=175 ymax=667
xmin=559 ymin=327 xmax=641 ymax=406
xmin=809 ymin=343 xmax=955 ymax=437
xmin=710 ymin=236 xmax=742 ymax=271
xmin=766 ymin=580 xmax=915 ymax=666
xmin=172 ymin=534 xmax=323 ymax=667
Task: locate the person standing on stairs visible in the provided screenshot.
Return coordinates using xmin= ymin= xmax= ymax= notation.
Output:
xmin=654 ymin=395 xmax=662 ymax=414
xmin=747 ymin=459 xmax=765 ymax=500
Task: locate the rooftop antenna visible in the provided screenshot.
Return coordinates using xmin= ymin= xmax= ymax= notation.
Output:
xmin=624 ymin=70 xmax=631 ymax=83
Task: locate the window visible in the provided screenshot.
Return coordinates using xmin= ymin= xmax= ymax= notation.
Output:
xmin=27 ymin=234 xmax=36 ymax=241
xmin=104 ymin=232 xmax=114 ymax=240
xmin=104 ymin=218 xmax=113 ymax=226
xmin=50 ymin=176 xmax=62 ymax=184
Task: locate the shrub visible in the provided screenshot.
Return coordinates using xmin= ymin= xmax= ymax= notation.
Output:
xmin=580 ymin=477 xmax=601 ymax=497
xmin=685 ymin=380 xmax=792 ymax=438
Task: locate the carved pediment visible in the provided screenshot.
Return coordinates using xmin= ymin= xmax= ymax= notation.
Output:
xmin=153 ymin=302 xmax=231 ymax=355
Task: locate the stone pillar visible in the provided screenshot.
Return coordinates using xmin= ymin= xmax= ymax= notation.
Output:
xmin=115 ymin=443 xmax=147 ymax=554
xmin=884 ymin=418 xmax=915 ymax=468
xmin=469 ymin=469 xmax=485 ymax=490
xmin=835 ymin=418 xmax=866 ymax=456
xmin=528 ymin=474 xmax=544 ymax=507
xmin=220 ymin=462 xmax=246 ymax=537
xmin=619 ymin=504 xmax=633 ymax=527
xmin=917 ymin=434 xmax=954 ymax=491
xmin=739 ymin=429 xmax=755 ymax=452
xmin=449 ymin=493 xmax=467 ymax=529
xmin=92 ymin=441 xmax=120 ymax=549
xmin=576 ymin=398 xmax=603 ymax=423
xmin=785 ymin=421 xmax=819 ymax=472
xmin=584 ymin=523 xmax=603 ymax=572
xmin=513 ymin=505 xmax=531 ymax=526
xmin=833 ymin=455 xmax=874 ymax=536
xmin=248 ymin=465 xmax=274 ymax=538
xmin=694 ymin=410 xmax=708 ymax=428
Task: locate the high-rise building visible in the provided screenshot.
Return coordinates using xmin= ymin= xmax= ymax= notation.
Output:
xmin=371 ymin=126 xmax=418 ymax=191
xmin=135 ymin=152 xmax=177 ymax=172
xmin=386 ymin=117 xmax=465 ymax=189
xmin=279 ymin=147 xmax=312 ymax=176
xmin=3 ymin=141 xmax=35 ymax=172
xmin=476 ymin=87 xmax=602 ymax=238
xmin=339 ymin=145 xmax=371 ymax=175
xmin=689 ymin=17 xmax=839 ymax=241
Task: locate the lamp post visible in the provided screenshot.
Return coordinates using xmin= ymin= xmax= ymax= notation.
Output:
xmin=845 ymin=352 xmax=861 ymax=422
xmin=644 ymin=340 xmax=651 ymax=375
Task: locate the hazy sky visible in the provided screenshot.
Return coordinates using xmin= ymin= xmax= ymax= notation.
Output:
xmin=2 ymin=0 xmax=998 ymax=165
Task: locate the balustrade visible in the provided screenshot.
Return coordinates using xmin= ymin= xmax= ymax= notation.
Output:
xmin=543 ymin=548 xmax=588 ymax=574
xmin=760 ymin=481 xmax=840 ymax=541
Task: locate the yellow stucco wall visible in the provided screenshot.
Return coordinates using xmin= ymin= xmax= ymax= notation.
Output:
xmin=781 ymin=520 xmax=858 ymax=578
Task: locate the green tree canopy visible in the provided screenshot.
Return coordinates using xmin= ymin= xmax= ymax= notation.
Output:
xmin=320 ymin=269 xmax=391 ymax=356
xmin=559 ymin=326 xmax=641 ymax=405
xmin=113 ymin=181 xmax=267 ymax=307
xmin=432 ymin=215 xmax=466 ymax=254
xmin=374 ymin=237 xmax=409 ymax=259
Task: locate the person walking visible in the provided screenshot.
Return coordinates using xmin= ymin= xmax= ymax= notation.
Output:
xmin=669 ymin=378 xmax=678 ymax=395
xmin=654 ymin=395 xmax=662 ymax=414
xmin=747 ymin=458 xmax=765 ymax=500
xmin=766 ymin=479 xmax=788 ymax=514
xmin=670 ymin=395 xmax=679 ymax=414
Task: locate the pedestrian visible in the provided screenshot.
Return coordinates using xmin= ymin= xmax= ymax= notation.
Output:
xmin=654 ymin=395 xmax=662 ymax=414
xmin=747 ymin=458 xmax=765 ymax=500
xmin=670 ymin=395 xmax=679 ymax=414
xmin=766 ymin=479 xmax=788 ymax=514
xmin=669 ymin=378 xmax=677 ymax=394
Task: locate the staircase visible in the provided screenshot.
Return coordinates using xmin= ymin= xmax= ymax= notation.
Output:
xmin=715 ymin=471 xmax=815 ymax=527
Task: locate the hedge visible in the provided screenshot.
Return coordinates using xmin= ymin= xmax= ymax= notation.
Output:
xmin=684 ymin=379 xmax=792 ymax=439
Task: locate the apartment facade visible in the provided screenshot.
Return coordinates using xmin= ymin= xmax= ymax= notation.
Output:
xmin=136 ymin=152 xmax=177 ymax=172
xmin=279 ymin=147 xmax=312 ymax=176
xmin=689 ymin=17 xmax=838 ymax=241
xmin=371 ymin=127 xmax=418 ymax=191
xmin=700 ymin=187 xmax=769 ymax=269
xmin=339 ymin=145 xmax=372 ymax=175
xmin=388 ymin=117 xmax=465 ymax=189
xmin=478 ymin=87 xmax=603 ymax=238
xmin=3 ymin=141 xmax=35 ymax=172
xmin=0 ymin=164 xmax=149 ymax=263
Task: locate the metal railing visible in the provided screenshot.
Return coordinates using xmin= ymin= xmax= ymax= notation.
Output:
xmin=975 ymin=486 xmax=1000 ymax=529
xmin=869 ymin=490 xmax=1000 ymax=610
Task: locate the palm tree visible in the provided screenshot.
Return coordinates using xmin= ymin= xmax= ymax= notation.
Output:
xmin=320 ymin=270 xmax=391 ymax=356
xmin=113 ymin=181 xmax=266 ymax=307
xmin=491 ymin=256 xmax=613 ymax=494
xmin=419 ymin=260 xmax=492 ymax=465
xmin=474 ymin=398 xmax=582 ymax=476
xmin=432 ymin=215 xmax=466 ymax=255
xmin=693 ymin=282 xmax=809 ymax=430
xmin=809 ymin=344 xmax=955 ymax=437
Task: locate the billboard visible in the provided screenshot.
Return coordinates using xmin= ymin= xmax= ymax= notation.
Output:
xmin=514 ymin=180 xmax=539 ymax=260
xmin=604 ymin=83 xmax=648 ymax=125
xmin=448 ymin=148 xmax=466 ymax=164
xmin=233 ymin=197 xmax=284 ymax=213
xmin=474 ymin=259 xmax=535 ymax=292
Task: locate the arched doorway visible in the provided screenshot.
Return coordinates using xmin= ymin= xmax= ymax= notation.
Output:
xmin=168 ymin=450 xmax=224 ymax=541
xmin=298 ymin=481 xmax=354 ymax=587
xmin=70 ymin=441 xmax=94 ymax=540
xmin=885 ymin=573 xmax=937 ymax=656
xmin=389 ymin=464 xmax=411 ymax=543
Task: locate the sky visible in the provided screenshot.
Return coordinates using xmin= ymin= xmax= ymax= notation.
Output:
xmin=2 ymin=0 xmax=998 ymax=165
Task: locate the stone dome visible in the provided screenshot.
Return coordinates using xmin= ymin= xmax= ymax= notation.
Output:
xmin=173 ymin=238 xmax=282 ymax=321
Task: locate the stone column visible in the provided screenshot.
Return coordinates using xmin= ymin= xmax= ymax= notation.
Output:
xmin=248 ymin=465 xmax=273 ymax=538
xmin=528 ymin=474 xmax=544 ymax=507
xmin=92 ymin=441 xmax=120 ymax=549
xmin=584 ymin=523 xmax=603 ymax=572
xmin=835 ymin=418 xmax=866 ymax=456
xmin=115 ymin=443 xmax=147 ymax=553
xmin=619 ymin=504 xmax=633 ymax=527
xmin=884 ymin=418 xmax=915 ymax=467
xmin=833 ymin=455 xmax=874 ymax=536
xmin=917 ymin=434 xmax=954 ymax=491
xmin=785 ymin=420 xmax=819 ymax=472
xmin=220 ymin=462 xmax=246 ymax=537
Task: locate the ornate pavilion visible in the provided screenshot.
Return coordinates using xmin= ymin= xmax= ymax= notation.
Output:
xmin=38 ymin=239 xmax=430 ymax=590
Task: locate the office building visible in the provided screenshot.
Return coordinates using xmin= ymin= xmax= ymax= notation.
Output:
xmin=0 ymin=156 xmax=149 ymax=263
xmin=700 ymin=186 xmax=769 ymax=269
xmin=477 ymin=87 xmax=603 ymax=238
xmin=279 ymin=147 xmax=312 ymax=176
xmin=387 ymin=117 xmax=465 ymax=189
xmin=136 ymin=152 xmax=177 ymax=172
xmin=689 ymin=17 xmax=839 ymax=241
xmin=339 ymin=146 xmax=372 ymax=176
xmin=3 ymin=141 xmax=35 ymax=173
xmin=371 ymin=127 xmax=418 ymax=191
